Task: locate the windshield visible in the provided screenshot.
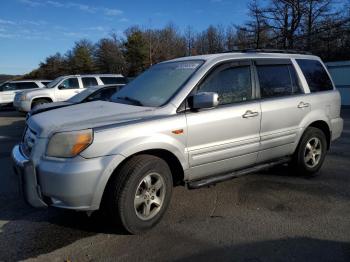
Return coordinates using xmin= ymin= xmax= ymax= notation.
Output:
xmin=110 ymin=60 xmax=204 ymax=107
xmin=67 ymin=87 xmax=98 ymax=103
xmin=46 ymin=76 xmax=64 ymax=88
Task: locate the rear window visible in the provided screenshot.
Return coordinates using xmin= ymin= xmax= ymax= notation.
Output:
xmin=296 ymin=59 xmax=333 ymax=92
xmin=100 ymin=77 xmax=127 ymax=85
xmin=82 ymin=77 xmax=98 ymax=88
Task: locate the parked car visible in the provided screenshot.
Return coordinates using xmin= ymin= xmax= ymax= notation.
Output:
xmin=28 ymin=84 xmax=125 ymax=117
xmin=12 ymin=50 xmax=343 ymax=234
xmin=0 ymin=80 xmax=51 ymax=107
xmin=14 ymin=74 xmax=126 ymax=112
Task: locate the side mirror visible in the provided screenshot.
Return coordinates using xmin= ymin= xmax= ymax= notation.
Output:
xmin=191 ymin=92 xmax=219 ymax=109
xmin=58 ymin=83 xmax=67 ymax=90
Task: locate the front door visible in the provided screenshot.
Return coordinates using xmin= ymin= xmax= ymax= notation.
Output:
xmin=55 ymin=77 xmax=81 ymax=101
xmin=185 ymin=60 xmax=261 ymax=181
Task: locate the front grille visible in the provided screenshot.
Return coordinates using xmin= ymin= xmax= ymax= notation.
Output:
xmin=21 ymin=126 xmax=37 ymax=157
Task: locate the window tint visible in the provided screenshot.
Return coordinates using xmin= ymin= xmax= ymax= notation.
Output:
xmin=296 ymin=59 xmax=333 ymax=92
xmin=59 ymin=78 xmax=79 ymax=89
xmin=87 ymin=87 xmax=117 ymax=102
xmin=40 ymin=81 xmax=51 ymax=86
xmin=100 ymin=77 xmax=127 ymax=85
xmin=0 ymin=83 xmax=17 ymax=91
xmin=197 ymin=65 xmax=252 ymax=105
xmin=16 ymin=82 xmax=39 ymax=90
xmin=82 ymin=77 xmax=98 ymax=88
xmin=257 ymin=64 xmax=301 ymax=98
xmin=0 ymin=82 xmax=38 ymax=91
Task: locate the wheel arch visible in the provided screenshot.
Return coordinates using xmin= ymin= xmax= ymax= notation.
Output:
xmin=307 ymin=120 xmax=331 ymax=149
xmin=97 ymin=148 xmax=185 ymax=210
xmin=31 ymin=97 xmax=53 ymax=108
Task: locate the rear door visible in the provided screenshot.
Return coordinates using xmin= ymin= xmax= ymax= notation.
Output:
xmin=81 ymin=77 xmax=98 ymax=88
xmin=186 ymin=60 xmax=261 ymax=180
xmin=255 ymin=59 xmax=311 ymax=163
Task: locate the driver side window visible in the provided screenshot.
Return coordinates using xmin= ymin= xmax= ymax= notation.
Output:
xmin=59 ymin=78 xmax=79 ymax=89
xmin=197 ymin=62 xmax=252 ymax=105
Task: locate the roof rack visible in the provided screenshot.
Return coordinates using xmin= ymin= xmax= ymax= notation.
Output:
xmin=224 ymin=49 xmax=313 ymax=55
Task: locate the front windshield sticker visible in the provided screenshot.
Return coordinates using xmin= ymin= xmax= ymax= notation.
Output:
xmin=176 ymin=62 xmax=201 ymax=70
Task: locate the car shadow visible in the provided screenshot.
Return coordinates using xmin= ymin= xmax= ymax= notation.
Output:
xmin=174 ymin=237 xmax=350 ymax=262
xmin=0 ymin=196 xmax=128 ymax=261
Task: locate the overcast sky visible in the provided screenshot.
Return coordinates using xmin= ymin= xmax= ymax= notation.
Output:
xmin=0 ymin=0 xmax=249 ymax=75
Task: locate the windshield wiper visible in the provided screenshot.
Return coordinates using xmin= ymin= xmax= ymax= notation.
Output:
xmin=116 ymin=96 xmax=143 ymax=106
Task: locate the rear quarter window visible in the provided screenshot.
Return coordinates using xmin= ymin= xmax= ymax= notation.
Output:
xmin=100 ymin=77 xmax=127 ymax=85
xmin=296 ymin=59 xmax=333 ymax=92
xmin=16 ymin=82 xmax=39 ymax=90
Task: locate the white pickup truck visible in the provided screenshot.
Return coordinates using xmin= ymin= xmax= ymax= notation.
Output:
xmin=13 ymin=74 xmax=126 ymax=112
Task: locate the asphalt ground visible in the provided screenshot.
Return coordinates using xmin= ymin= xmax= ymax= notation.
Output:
xmin=0 ymin=108 xmax=349 ymax=262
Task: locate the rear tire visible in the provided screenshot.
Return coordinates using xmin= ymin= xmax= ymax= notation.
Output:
xmin=291 ymin=127 xmax=327 ymax=176
xmin=31 ymin=99 xmax=50 ymax=109
xmin=105 ymin=155 xmax=173 ymax=234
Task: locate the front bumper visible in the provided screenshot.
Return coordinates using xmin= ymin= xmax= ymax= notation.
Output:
xmin=13 ymin=100 xmax=31 ymax=112
xmin=11 ymin=145 xmax=48 ymax=208
xmin=12 ymin=144 xmax=125 ymax=211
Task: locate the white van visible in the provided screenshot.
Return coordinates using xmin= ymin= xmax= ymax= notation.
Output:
xmin=14 ymin=74 xmax=126 ymax=112
xmin=0 ymin=80 xmax=50 ymax=107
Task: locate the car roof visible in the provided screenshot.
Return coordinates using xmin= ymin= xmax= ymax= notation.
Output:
xmin=166 ymin=52 xmax=321 ymax=64
xmin=8 ymin=79 xmax=51 ymax=83
xmin=61 ymin=74 xmax=124 ymax=78
xmin=84 ymin=84 xmax=123 ymax=91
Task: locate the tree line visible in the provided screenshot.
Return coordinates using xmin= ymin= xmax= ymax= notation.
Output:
xmin=24 ymin=0 xmax=350 ymax=79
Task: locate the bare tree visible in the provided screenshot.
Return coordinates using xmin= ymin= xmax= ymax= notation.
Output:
xmin=262 ymin=0 xmax=305 ymax=48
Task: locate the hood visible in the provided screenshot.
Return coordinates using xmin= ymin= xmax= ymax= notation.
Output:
xmin=22 ymin=88 xmax=52 ymax=99
xmin=27 ymin=101 xmax=156 ymax=137
xmin=29 ymin=101 xmax=73 ymax=116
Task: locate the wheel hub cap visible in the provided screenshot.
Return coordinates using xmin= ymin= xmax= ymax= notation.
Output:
xmin=304 ymin=137 xmax=322 ymax=168
xmin=134 ymin=172 xmax=165 ymax=220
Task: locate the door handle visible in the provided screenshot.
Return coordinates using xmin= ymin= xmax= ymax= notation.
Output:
xmin=297 ymin=101 xmax=310 ymax=108
xmin=242 ymin=110 xmax=259 ymax=118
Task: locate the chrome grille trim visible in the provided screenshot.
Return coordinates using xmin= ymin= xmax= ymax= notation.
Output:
xmin=21 ymin=126 xmax=37 ymax=157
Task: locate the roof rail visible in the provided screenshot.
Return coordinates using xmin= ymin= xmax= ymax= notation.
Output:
xmin=224 ymin=49 xmax=313 ymax=55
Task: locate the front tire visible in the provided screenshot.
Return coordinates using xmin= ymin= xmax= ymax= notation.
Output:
xmin=31 ymin=99 xmax=50 ymax=109
xmin=292 ymin=127 xmax=327 ymax=176
xmin=106 ymin=155 xmax=173 ymax=234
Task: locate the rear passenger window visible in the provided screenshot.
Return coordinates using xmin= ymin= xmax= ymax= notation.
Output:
xmin=257 ymin=64 xmax=301 ymax=98
xmin=197 ymin=64 xmax=252 ymax=105
xmin=296 ymin=59 xmax=333 ymax=92
xmin=100 ymin=77 xmax=127 ymax=85
xmin=82 ymin=77 xmax=98 ymax=88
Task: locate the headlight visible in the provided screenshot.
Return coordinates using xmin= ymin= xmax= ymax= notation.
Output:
xmin=20 ymin=95 xmax=27 ymax=101
xmin=46 ymin=129 xmax=93 ymax=158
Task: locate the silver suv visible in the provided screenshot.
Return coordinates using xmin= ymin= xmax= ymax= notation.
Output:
xmin=12 ymin=51 xmax=343 ymax=234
